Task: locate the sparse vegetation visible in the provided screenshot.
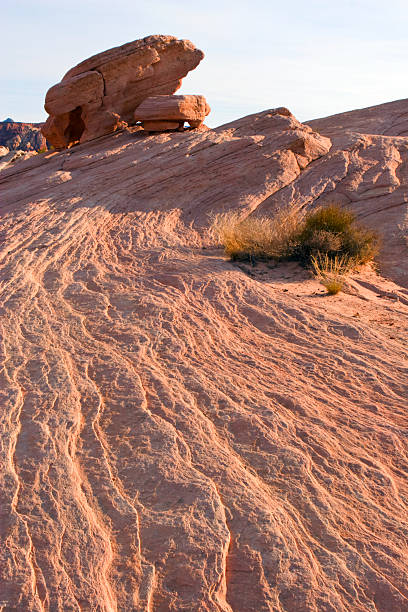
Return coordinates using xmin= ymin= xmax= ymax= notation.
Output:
xmin=213 ymin=204 xmax=378 ymax=264
xmin=210 ymin=208 xmax=303 ymax=262
xmin=293 ymin=204 xmax=379 ymax=265
xmin=310 ymin=253 xmax=354 ymax=295
xmin=212 ymin=203 xmax=379 ymax=295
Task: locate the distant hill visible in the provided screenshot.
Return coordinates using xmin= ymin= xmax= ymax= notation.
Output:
xmin=0 ymin=119 xmax=47 ymax=151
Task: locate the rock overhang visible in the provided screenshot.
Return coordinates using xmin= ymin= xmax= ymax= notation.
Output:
xmin=41 ymin=35 xmax=205 ymax=149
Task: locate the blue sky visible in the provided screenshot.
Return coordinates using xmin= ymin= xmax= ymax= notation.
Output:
xmin=2 ymin=0 xmax=408 ymax=127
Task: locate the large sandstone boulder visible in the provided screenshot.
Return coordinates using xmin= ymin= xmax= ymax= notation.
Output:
xmin=134 ymin=94 xmax=211 ymax=131
xmin=41 ymin=35 xmax=204 ymax=148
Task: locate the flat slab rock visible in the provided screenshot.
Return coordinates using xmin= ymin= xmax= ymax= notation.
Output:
xmin=135 ymin=94 xmax=211 ymax=130
xmin=41 ymin=35 xmax=204 ymax=148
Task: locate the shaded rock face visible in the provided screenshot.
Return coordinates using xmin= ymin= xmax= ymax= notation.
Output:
xmin=1 ymin=102 xmax=408 ymax=611
xmin=134 ymin=94 xmax=211 ymax=131
xmin=42 ymin=35 xmax=204 ymax=148
xmin=0 ymin=120 xmax=47 ymax=151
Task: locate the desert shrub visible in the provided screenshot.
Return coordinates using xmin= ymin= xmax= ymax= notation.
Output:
xmin=340 ymin=225 xmax=379 ymax=264
xmin=311 ymin=253 xmax=354 ymax=295
xmin=301 ymin=205 xmax=355 ymax=235
xmin=210 ymin=208 xmax=303 ymax=262
xmin=212 ymin=203 xmax=378 ymax=270
xmin=299 ymin=229 xmax=342 ymax=256
xmin=294 ymin=204 xmax=379 ymax=265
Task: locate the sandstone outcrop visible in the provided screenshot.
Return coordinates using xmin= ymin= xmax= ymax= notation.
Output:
xmin=134 ymin=94 xmax=211 ymax=131
xmin=253 ymin=99 xmax=408 ymax=287
xmin=1 ymin=101 xmax=408 ymax=611
xmin=0 ymin=119 xmax=47 ymax=151
xmin=41 ymin=35 xmax=204 ymax=148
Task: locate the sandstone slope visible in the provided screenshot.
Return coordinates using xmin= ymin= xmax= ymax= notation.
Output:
xmin=1 ymin=104 xmax=408 ymax=611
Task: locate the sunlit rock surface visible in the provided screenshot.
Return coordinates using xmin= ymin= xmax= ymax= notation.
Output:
xmin=1 ymin=101 xmax=408 ymax=611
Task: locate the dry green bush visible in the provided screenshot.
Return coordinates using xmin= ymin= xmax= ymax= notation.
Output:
xmin=211 ymin=204 xmax=379 ymax=288
xmin=211 ymin=204 xmax=379 ymax=266
xmin=294 ymin=204 xmax=379 ymax=265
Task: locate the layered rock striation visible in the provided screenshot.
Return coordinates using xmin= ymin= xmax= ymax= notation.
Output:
xmin=1 ymin=101 xmax=408 ymax=611
xmin=42 ymin=35 xmax=204 ymax=148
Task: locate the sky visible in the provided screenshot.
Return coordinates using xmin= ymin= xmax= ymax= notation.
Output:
xmin=2 ymin=0 xmax=408 ymax=127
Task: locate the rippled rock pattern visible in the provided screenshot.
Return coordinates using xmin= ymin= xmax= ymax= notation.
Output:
xmin=1 ymin=102 xmax=408 ymax=611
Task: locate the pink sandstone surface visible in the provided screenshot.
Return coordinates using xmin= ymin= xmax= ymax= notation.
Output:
xmin=41 ymin=35 xmax=204 ymax=148
xmin=1 ymin=101 xmax=408 ymax=611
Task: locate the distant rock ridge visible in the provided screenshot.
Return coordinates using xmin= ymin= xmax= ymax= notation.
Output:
xmin=307 ymin=97 xmax=408 ymax=137
xmin=42 ymin=35 xmax=206 ymax=148
xmin=0 ymin=120 xmax=47 ymax=151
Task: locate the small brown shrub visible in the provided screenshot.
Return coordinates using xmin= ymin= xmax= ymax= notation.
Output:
xmin=212 ymin=203 xmax=379 ymax=270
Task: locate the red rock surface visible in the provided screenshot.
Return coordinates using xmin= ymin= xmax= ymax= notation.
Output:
xmin=42 ymin=35 xmax=204 ymax=148
xmin=1 ymin=102 xmax=408 ymax=611
xmin=0 ymin=120 xmax=47 ymax=151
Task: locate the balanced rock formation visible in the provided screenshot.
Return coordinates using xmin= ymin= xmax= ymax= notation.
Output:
xmin=41 ymin=35 xmax=204 ymax=148
xmin=0 ymin=119 xmax=47 ymax=151
xmin=2 ymin=101 xmax=408 ymax=611
xmin=134 ymin=94 xmax=211 ymax=131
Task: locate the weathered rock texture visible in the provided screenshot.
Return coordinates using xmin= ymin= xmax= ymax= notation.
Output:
xmin=255 ymin=98 xmax=408 ymax=287
xmin=42 ymin=35 xmax=204 ymax=148
xmin=0 ymin=120 xmax=47 ymax=151
xmin=134 ymin=95 xmax=211 ymax=131
xmin=1 ymin=102 xmax=408 ymax=611
xmin=0 ymin=149 xmax=37 ymax=172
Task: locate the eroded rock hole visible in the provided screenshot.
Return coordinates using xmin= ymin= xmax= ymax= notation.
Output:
xmin=64 ymin=106 xmax=85 ymax=144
